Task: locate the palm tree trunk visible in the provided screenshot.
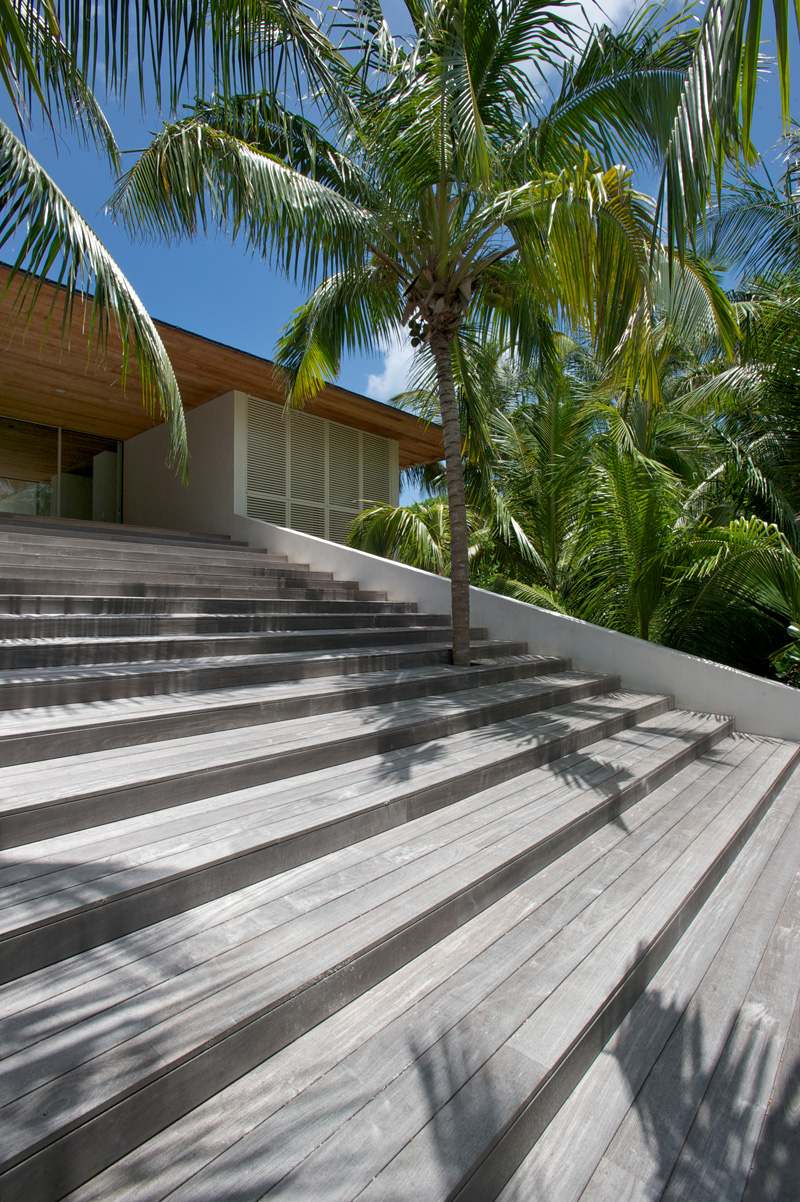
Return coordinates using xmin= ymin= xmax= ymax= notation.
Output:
xmin=429 ymin=329 xmax=471 ymax=666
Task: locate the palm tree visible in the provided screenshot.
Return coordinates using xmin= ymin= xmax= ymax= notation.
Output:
xmin=0 ymin=0 xmax=341 ymax=469
xmin=111 ymin=1 xmax=721 ymax=663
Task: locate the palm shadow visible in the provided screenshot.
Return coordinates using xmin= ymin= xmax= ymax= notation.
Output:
xmin=602 ymin=959 xmax=800 ymax=1202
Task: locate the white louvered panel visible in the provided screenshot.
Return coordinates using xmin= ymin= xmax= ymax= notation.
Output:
xmin=289 ymin=501 xmax=326 ymax=539
xmin=245 ymin=396 xmax=397 ymax=540
xmin=289 ymin=410 xmax=326 ymax=504
xmin=328 ymin=506 xmax=358 ymax=544
xmin=361 ymin=432 xmax=392 ymax=504
xmin=247 ymin=397 xmax=286 ymax=499
xmin=246 ymin=494 xmax=287 ymax=525
xmin=328 ymin=422 xmax=361 ymax=508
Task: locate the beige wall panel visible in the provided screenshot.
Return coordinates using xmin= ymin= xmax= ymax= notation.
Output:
xmin=123 ymin=392 xmax=235 ymax=536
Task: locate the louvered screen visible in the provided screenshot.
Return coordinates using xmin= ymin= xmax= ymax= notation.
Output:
xmin=290 ymin=502 xmax=326 ymax=539
xmin=328 ymin=507 xmax=357 ymax=544
xmin=246 ymin=396 xmax=396 ymax=539
xmin=328 ymin=423 xmax=361 ymax=508
xmin=246 ymin=397 xmax=287 ymax=520
xmin=289 ymin=410 xmax=326 ymax=504
xmin=247 ymin=494 xmax=287 ymax=525
xmin=362 ymin=432 xmax=392 ymax=505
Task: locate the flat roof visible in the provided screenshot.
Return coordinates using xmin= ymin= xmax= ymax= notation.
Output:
xmin=0 ymin=263 xmax=444 ymax=469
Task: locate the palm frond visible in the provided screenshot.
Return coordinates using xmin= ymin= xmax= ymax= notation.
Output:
xmin=661 ymin=517 xmax=800 ymax=671
xmin=530 ymin=7 xmax=696 ymax=173
xmin=347 ymin=498 xmax=449 ymax=573
xmin=0 ymin=0 xmax=54 ymax=116
xmin=0 ymin=117 xmax=187 ymax=472
xmin=56 ymin=0 xmax=345 ymax=114
xmin=275 ymin=260 xmax=402 ymax=401
xmin=655 ymin=0 xmax=795 ymax=254
xmin=109 ymin=119 xmax=377 ymax=289
xmin=488 ymin=575 xmax=570 ymax=614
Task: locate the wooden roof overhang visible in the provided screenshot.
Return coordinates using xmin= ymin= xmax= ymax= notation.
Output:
xmin=0 ymin=264 xmax=444 ymax=470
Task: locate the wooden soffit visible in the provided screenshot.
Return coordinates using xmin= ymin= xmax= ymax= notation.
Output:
xmin=0 ymin=263 xmax=444 ymax=470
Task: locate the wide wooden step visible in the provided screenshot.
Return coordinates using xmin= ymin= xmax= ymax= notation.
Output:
xmin=3 ymin=735 xmax=793 ymax=1202
xmin=0 ymin=593 xmax=418 ymax=615
xmin=0 ymin=565 xmax=357 ymax=592
xmin=0 ymin=575 xmax=378 ymax=600
xmin=0 ymin=674 xmax=637 ymax=845
xmin=0 ymin=543 xmax=286 ymax=571
xmin=0 ymin=621 xmax=486 ymax=670
xmin=0 ymin=637 xmax=526 ymax=710
xmin=0 ymin=609 xmax=441 ymax=639
xmin=0 ymin=515 xmax=244 ymax=548
xmin=0 ymin=655 xmax=565 ymax=764
xmin=0 ymin=705 xmax=726 ymax=981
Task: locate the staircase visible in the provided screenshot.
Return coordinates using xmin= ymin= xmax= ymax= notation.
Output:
xmin=0 ymin=520 xmax=798 ymax=1202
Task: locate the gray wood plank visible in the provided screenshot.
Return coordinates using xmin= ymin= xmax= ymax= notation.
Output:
xmin=517 ymin=771 xmax=800 ymax=1202
xmin=0 ymin=722 xmax=723 ymax=1031
xmin=0 ymin=712 xmax=724 ymax=952
xmin=0 ymin=738 xmax=770 ymax=1200
xmin=741 ymin=964 xmax=800 ymax=1201
xmin=344 ymin=744 xmax=797 ymax=1202
xmin=0 ymin=690 xmax=671 ymax=846
xmin=62 ymin=739 xmax=771 ymax=1202
xmin=7 ymin=702 xmax=697 ymax=873
xmin=0 ymin=724 xmax=746 ymax=1027
xmin=660 ymin=813 xmax=800 ymax=1201
xmin=0 ymin=673 xmax=619 ymax=806
xmin=0 ymin=655 xmax=563 ymax=763
xmin=125 ymin=742 xmax=784 ymax=1202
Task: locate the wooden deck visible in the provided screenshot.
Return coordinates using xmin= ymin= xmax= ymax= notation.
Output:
xmin=0 ymin=519 xmax=797 ymax=1201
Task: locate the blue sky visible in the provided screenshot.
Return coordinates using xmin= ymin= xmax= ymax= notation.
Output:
xmin=2 ymin=1 xmax=799 ymax=407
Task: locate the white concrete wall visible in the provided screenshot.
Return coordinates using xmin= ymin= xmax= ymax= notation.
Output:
xmin=124 ymin=392 xmax=239 ymax=537
xmin=126 ymin=390 xmax=401 ymax=541
xmin=92 ymin=451 xmax=120 ymax=523
xmin=231 ymin=513 xmax=800 ymax=742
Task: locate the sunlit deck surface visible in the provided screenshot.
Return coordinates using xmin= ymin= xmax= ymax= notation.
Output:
xmin=0 ymin=516 xmax=797 ymax=1201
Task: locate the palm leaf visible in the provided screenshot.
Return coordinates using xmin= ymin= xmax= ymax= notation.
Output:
xmin=275 ymin=260 xmax=402 ymax=401
xmin=488 ymin=575 xmax=570 ymax=614
xmin=347 ymin=498 xmax=449 ymax=573
xmin=52 ymin=0 xmax=344 ymax=113
xmin=109 ymin=119 xmax=377 ymax=290
xmin=0 ymin=118 xmax=187 ymax=472
xmin=656 ymin=0 xmax=797 ymax=254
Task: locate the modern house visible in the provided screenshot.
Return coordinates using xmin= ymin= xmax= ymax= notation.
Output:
xmin=0 ymin=261 xmax=443 ymax=538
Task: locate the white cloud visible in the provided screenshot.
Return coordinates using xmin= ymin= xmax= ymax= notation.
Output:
xmin=366 ymin=333 xmax=415 ymax=403
xmin=580 ymin=0 xmax=639 ymax=29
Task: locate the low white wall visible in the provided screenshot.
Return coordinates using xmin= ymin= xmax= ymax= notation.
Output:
xmin=232 ymin=513 xmax=800 ymax=742
xmin=124 ymin=392 xmax=239 ymax=537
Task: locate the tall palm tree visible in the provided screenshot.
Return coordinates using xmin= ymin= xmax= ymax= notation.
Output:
xmin=0 ymin=0 xmax=341 ymax=469
xmin=111 ymin=1 xmax=719 ymax=662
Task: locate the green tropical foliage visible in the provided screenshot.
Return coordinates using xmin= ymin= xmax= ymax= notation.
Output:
xmin=109 ymin=0 xmax=752 ymax=662
xmin=0 ymin=0 xmax=343 ymax=471
xmin=349 ymin=301 xmax=800 ymax=682
xmin=4 ymin=0 xmax=799 ymax=676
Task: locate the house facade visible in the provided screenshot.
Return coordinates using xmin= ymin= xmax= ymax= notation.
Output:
xmin=0 ymin=263 xmax=443 ymax=539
